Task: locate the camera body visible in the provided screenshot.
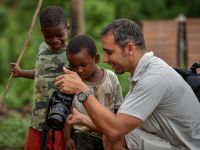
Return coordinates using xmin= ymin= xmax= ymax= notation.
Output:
xmin=47 ymin=91 xmax=74 ymax=130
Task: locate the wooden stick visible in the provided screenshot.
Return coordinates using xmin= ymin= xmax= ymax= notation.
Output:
xmin=0 ymin=0 xmax=43 ymax=103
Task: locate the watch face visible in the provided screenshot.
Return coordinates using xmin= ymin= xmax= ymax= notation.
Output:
xmin=78 ymin=92 xmax=87 ymax=101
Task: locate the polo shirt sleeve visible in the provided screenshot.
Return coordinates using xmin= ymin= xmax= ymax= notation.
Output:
xmin=118 ymin=74 xmax=169 ymax=121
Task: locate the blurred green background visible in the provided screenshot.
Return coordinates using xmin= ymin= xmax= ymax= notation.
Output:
xmin=0 ymin=0 xmax=200 ymax=149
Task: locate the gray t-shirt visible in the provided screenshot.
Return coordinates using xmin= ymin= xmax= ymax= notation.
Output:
xmin=118 ymin=52 xmax=200 ymax=149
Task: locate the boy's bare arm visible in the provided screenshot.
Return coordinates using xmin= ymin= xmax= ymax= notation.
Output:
xmin=64 ymin=121 xmax=75 ymax=150
xmin=10 ymin=63 xmax=35 ymax=79
xmin=67 ymin=108 xmax=102 ymax=134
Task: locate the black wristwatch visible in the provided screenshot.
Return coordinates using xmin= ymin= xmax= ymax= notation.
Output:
xmin=77 ymin=89 xmax=93 ymax=103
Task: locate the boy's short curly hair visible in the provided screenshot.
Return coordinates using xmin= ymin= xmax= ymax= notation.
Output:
xmin=40 ymin=6 xmax=67 ymax=28
xmin=66 ymin=35 xmax=97 ymax=58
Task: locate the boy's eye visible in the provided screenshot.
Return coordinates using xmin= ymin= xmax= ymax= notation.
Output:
xmin=44 ymin=35 xmax=51 ymax=39
xmin=56 ymin=33 xmax=64 ymax=37
xmin=69 ymin=65 xmax=74 ymax=70
xmin=81 ymin=64 xmax=86 ymax=67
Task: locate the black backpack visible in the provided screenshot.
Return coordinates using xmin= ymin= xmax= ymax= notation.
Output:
xmin=174 ymin=62 xmax=200 ymax=102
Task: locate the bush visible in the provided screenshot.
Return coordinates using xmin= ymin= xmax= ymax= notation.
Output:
xmin=0 ymin=114 xmax=30 ymax=149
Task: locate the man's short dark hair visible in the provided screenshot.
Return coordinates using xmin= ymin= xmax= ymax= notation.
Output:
xmin=66 ymin=35 xmax=97 ymax=58
xmin=40 ymin=6 xmax=67 ymax=28
xmin=100 ymin=19 xmax=146 ymax=49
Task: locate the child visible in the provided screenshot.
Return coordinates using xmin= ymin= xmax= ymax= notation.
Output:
xmin=10 ymin=6 xmax=70 ymax=150
xmin=65 ymin=35 xmax=123 ymax=150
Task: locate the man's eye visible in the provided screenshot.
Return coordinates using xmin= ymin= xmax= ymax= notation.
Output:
xmin=106 ymin=51 xmax=112 ymax=55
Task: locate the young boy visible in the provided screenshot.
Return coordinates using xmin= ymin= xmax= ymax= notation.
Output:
xmin=64 ymin=35 xmax=123 ymax=150
xmin=10 ymin=6 xmax=70 ymax=150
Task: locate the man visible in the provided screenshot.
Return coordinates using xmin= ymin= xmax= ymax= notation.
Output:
xmin=55 ymin=19 xmax=200 ymax=150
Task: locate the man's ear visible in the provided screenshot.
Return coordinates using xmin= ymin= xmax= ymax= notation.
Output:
xmin=95 ymin=54 xmax=100 ymax=64
xmin=126 ymin=43 xmax=135 ymax=55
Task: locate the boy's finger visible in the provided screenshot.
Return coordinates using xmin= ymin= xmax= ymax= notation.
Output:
xmin=10 ymin=63 xmax=16 ymax=66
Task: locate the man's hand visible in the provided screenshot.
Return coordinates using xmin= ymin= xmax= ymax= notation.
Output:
xmin=55 ymin=67 xmax=88 ymax=95
xmin=10 ymin=63 xmax=22 ymax=77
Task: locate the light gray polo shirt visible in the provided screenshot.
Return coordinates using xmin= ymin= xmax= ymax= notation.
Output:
xmin=118 ymin=51 xmax=200 ymax=149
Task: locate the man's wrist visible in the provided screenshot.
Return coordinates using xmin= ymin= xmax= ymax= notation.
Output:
xmin=77 ymin=83 xmax=89 ymax=94
xmin=77 ymin=89 xmax=93 ymax=103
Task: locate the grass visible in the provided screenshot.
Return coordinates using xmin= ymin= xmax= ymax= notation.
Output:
xmin=0 ymin=113 xmax=30 ymax=149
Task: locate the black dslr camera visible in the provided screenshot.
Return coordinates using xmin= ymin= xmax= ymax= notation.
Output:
xmin=46 ymin=91 xmax=74 ymax=130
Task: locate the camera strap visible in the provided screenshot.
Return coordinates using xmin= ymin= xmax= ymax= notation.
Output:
xmin=41 ymin=123 xmax=50 ymax=150
xmin=41 ymin=124 xmax=56 ymax=150
xmin=41 ymin=102 xmax=51 ymax=150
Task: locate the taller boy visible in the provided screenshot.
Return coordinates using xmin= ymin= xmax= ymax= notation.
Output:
xmin=10 ymin=6 xmax=70 ymax=150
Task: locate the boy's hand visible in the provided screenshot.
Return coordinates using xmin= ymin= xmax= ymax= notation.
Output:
xmin=9 ymin=63 xmax=22 ymax=77
xmin=65 ymin=138 xmax=75 ymax=150
xmin=67 ymin=108 xmax=84 ymax=125
xmin=55 ymin=67 xmax=88 ymax=95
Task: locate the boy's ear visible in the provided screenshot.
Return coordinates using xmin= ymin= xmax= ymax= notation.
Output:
xmin=95 ymin=54 xmax=100 ymax=64
xmin=67 ymin=24 xmax=70 ymax=30
xmin=40 ymin=28 xmax=44 ymax=33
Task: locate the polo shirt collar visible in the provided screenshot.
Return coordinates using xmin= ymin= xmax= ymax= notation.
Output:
xmin=129 ymin=51 xmax=154 ymax=82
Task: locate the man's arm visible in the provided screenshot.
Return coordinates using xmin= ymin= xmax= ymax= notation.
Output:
xmin=55 ymin=68 xmax=143 ymax=141
xmin=82 ymin=95 xmax=143 ymax=140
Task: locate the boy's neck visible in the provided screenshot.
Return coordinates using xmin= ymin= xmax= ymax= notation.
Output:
xmin=48 ymin=42 xmax=67 ymax=51
xmin=86 ymin=67 xmax=104 ymax=83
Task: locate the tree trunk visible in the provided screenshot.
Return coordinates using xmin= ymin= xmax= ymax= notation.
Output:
xmin=70 ymin=0 xmax=85 ymax=38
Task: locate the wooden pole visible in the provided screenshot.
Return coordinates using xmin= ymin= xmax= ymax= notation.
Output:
xmin=0 ymin=0 xmax=43 ymax=103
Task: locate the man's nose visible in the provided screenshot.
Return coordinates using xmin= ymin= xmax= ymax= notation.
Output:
xmin=103 ymin=53 xmax=109 ymax=63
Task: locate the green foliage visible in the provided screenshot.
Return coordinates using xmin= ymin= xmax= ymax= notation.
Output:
xmin=0 ymin=115 xmax=29 ymax=148
xmin=115 ymin=0 xmax=143 ymax=22
xmin=84 ymin=0 xmax=115 ymax=39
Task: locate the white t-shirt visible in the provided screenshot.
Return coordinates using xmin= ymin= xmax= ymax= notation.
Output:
xmin=118 ymin=52 xmax=200 ymax=149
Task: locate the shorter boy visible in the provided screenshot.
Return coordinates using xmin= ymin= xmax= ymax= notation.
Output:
xmin=64 ymin=35 xmax=123 ymax=150
xmin=10 ymin=6 xmax=70 ymax=150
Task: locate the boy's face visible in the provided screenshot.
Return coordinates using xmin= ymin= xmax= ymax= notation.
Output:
xmin=67 ymin=49 xmax=99 ymax=80
xmin=41 ymin=23 xmax=68 ymax=50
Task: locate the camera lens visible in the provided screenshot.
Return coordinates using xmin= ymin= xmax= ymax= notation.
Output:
xmin=47 ymin=92 xmax=73 ymax=130
xmin=47 ymin=103 xmax=70 ymax=130
xmin=47 ymin=114 xmax=65 ymax=130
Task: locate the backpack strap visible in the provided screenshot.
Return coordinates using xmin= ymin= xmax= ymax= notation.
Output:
xmin=174 ymin=68 xmax=191 ymax=78
xmin=190 ymin=62 xmax=200 ymax=74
